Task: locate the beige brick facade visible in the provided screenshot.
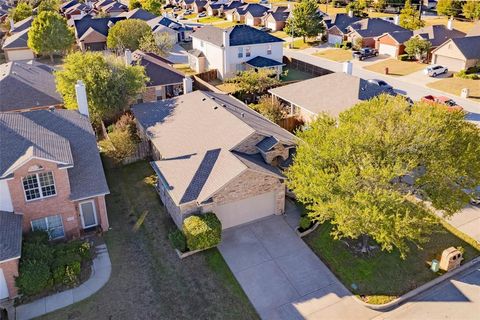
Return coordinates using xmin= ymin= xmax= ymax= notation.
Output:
xmin=142 ymin=87 xmax=158 ymax=103
xmin=0 ymin=258 xmax=19 ymax=299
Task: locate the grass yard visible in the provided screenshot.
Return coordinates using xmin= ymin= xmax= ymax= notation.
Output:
xmin=285 ymin=38 xmax=320 ymax=50
xmin=427 ymin=78 xmax=480 ymax=103
xmin=173 ymin=63 xmax=197 ymax=76
xmin=424 ymin=17 xmax=476 ymax=34
xmin=41 ymin=160 xmax=258 ymax=320
xmin=364 ymin=59 xmax=426 ymax=76
xmin=198 ymin=16 xmax=225 ymax=24
xmin=271 ymin=30 xmax=289 ymax=39
xmin=281 ymin=67 xmax=315 ymax=82
xmin=314 ymin=48 xmax=352 ymax=62
xmin=305 ymin=220 xmax=480 ymax=305
xmin=210 ymin=79 xmax=239 ymax=93
xmin=215 ymin=21 xmax=240 ymax=29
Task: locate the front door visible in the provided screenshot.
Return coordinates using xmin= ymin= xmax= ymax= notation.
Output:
xmin=79 ymin=200 xmax=98 ymax=229
xmin=0 ymin=268 xmax=9 ymax=300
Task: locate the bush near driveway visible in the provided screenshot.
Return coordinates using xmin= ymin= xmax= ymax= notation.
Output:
xmin=183 ymin=213 xmax=222 ymax=251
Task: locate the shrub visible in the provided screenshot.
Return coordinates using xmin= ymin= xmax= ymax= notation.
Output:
xmin=455 ymin=69 xmax=480 ymax=80
xmin=299 ymin=216 xmax=312 ymax=230
xmin=22 ymin=242 xmax=54 ymax=262
xmin=183 ymin=213 xmax=222 ymax=251
xmin=16 ymin=261 xmax=53 ymax=296
xmin=24 ymin=231 xmax=49 ymax=244
xmin=398 ymin=54 xmax=412 ymax=61
xmin=168 ymin=229 xmax=187 ymax=252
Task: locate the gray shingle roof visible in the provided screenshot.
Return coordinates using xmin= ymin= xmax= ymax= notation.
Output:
xmin=119 ymin=8 xmax=157 ymax=20
xmin=0 ymin=61 xmax=63 ymax=112
xmin=11 ymin=16 xmax=33 ymax=33
xmin=413 ymin=25 xmax=466 ymax=47
xmin=234 ymin=3 xmax=269 ymax=17
xmin=256 ymin=136 xmax=279 ymax=152
xmin=0 ymin=211 xmax=22 ymax=262
xmin=384 ymin=30 xmax=413 ymax=43
xmin=246 ymin=56 xmax=283 ymax=68
xmin=191 ymin=24 xmax=283 ymax=47
xmin=326 ymin=13 xmax=361 ymax=33
xmin=348 ymin=18 xmax=406 ymax=38
xmin=232 ymin=151 xmax=285 ymax=178
xmin=450 ymin=36 xmax=480 ymax=59
xmin=2 ymin=27 xmax=29 ymax=49
xmin=132 ymin=50 xmax=184 ymax=87
xmin=74 ymin=16 xmax=125 ymax=38
xmin=0 ymin=109 xmax=109 ymax=200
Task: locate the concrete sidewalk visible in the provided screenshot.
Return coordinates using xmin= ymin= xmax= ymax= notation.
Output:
xmin=16 ymin=244 xmax=111 ymax=320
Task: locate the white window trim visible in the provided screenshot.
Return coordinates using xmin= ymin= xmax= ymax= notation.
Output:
xmin=23 ymin=171 xmax=57 ymax=202
xmin=30 ymin=214 xmax=65 ymax=240
xmin=79 ymin=199 xmax=99 ymax=229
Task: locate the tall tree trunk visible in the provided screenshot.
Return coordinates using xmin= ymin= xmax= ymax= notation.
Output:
xmin=49 ymin=52 xmax=54 ymax=63
xmin=361 ymin=234 xmax=369 ymax=253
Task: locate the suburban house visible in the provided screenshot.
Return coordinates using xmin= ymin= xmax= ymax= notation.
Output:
xmin=63 ymin=2 xmax=93 ymax=20
xmin=0 ymin=61 xmax=62 ymax=112
xmin=325 ymin=13 xmax=361 ymax=45
xmin=131 ymin=90 xmax=296 ymax=229
xmin=191 ymin=0 xmax=208 ymax=13
xmin=431 ymin=36 xmax=480 ymax=72
xmin=268 ymin=72 xmax=393 ymax=123
xmin=412 ymin=24 xmax=466 ymax=59
xmin=205 ymin=0 xmax=244 ymax=17
xmin=0 ymin=104 xmax=110 ymax=300
xmin=225 ymin=3 xmax=269 ymax=25
xmin=130 ymin=50 xmax=186 ymax=101
xmin=1 ymin=17 xmax=34 ymax=62
xmin=73 ymin=16 xmax=125 ymax=51
xmin=188 ymin=24 xmax=284 ymax=79
xmin=148 ymin=15 xmax=193 ymax=43
xmin=262 ymin=6 xmax=291 ymax=32
xmin=99 ymin=1 xmax=129 ymax=16
xmin=375 ymin=30 xmax=413 ymax=57
xmin=346 ymin=18 xmax=406 ymax=48
xmin=118 ymin=8 xmax=157 ymax=21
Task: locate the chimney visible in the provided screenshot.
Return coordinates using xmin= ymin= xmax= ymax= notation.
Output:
xmin=393 ymin=14 xmax=399 ymax=25
xmin=447 ymin=17 xmax=453 ymax=30
xmin=348 ymin=10 xmax=353 ymax=18
xmin=75 ymin=80 xmax=89 ymax=117
xmin=343 ymin=61 xmax=352 ymax=75
xmin=107 ymin=20 xmax=114 ymax=28
xmin=9 ymin=18 xmax=14 ymax=31
xmin=124 ymin=49 xmax=132 ymax=66
xmin=183 ymin=77 xmax=193 ymax=94
xmin=222 ymin=30 xmax=229 ymax=47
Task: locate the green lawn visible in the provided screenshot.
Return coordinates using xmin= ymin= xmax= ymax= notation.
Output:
xmin=41 ymin=160 xmax=258 ymax=320
xmin=215 ymin=21 xmax=239 ymax=29
xmin=198 ymin=16 xmax=224 ymax=24
xmin=271 ymin=30 xmax=289 ymax=39
xmin=281 ymin=67 xmax=315 ymax=82
xmin=304 ymin=220 xmax=480 ymax=304
xmin=427 ymin=77 xmax=480 ymax=103
xmin=285 ymin=38 xmax=320 ymax=50
xmin=364 ymin=59 xmax=426 ymax=76
xmin=314 ymin=49 xmax=352 ymax=62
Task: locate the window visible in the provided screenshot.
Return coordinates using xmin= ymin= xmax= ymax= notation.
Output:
xmin=238 ymin=47 xmax=243 ymax=58
xmin=267 ymin=44 xmax=272 ymax=55
xmin=31 ymin=214 xmax=65 ymax=239
xmin=246 ymin=47 xmax=251 ymax=57
xmin=23 ymin=172 xmax=56 ymax=201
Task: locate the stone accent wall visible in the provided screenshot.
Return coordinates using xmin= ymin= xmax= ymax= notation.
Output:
xmin=142 ymin=87 xmax=157 ymax=103
xmin=7 ymin=159 xmax=81 ymax=239
xmin=156 ymin=180 xmax=199 ymax=228
xmin=0 ymin=258 xmax=19 ymax=299
xmin=261 ymin=144 xmax=290 ymax=165
xmin=209 ymin=169 xmax=285 ymax=215
xmin=234 ymin=133 xmax=265 ymax=154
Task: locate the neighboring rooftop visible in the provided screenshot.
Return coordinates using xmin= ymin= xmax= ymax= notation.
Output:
xmin=2 ymin=27 xmax=29 ymax=49
xmin=449 ymin=36 xmax=480 ymax=59
xmin=0 ymin=61 xmax=62 ymax=112
xmin=11 ymin=16 xmax=33 ymax=33
xmin=348 ymin=18 xmax=406 ymax=37
xmin=413 ymin=25 xmax=466 ymax=47
xmin=132 ymin=50 xmax=184 ymax=87
xmin=246 ymin=56 xmax=284 ymax=68
xmin=132 ymin=91 xmax=295 ymax=205
xmin=119 ymin=8 xmax=157 ymax=20
xmin=233 ymin=3 xmax=269 ymax=17
xmin=0 ymin=211 xmax=22 ymax=262
xmin=380 ymin=30 xmax=414 ymax=43
xmin=191 ymin=24 xmax=283 ymax=47
xmin=326 ymin=13 xmax=361 ymax=33
xmin=269 ymin=73 xmax=392 ymax=117
xmin=0 ymin=109 xmax=110 ymax=200
xmin=74 ymin=16 xmax=125 ymax=38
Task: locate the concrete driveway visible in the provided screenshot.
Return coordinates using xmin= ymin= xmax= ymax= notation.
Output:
xmin=218 ymin=214 xmax=379 ymax=320
xmin=440 ymin=205 xmax=480 ymax=242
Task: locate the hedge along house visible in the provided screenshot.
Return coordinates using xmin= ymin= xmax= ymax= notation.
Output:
xmin=132 ymin=90 xmax=296 ymax=229
xmin=0 ymin=84 xmax=110 ymax=300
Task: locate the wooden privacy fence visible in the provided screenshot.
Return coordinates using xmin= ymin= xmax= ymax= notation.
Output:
xmin=192 ymin=75 xmax=223 ymax=93
xmin=196 ymin=69 xmax=218 ymax=82
xmin=277 ymin=116 xmax=304 ymax=133
xmin=122 ymin=140 xmax=151 ymax=165
xmin=283 ymin=56 xmax=333 ymax=77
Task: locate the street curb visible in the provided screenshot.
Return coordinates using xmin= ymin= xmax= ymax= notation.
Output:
xmin=356 ymin=256 xmax=480 ymax=311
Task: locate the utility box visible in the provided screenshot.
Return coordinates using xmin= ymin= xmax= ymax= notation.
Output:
xmin=439 ymin=247 xmax=463 ymax=272
xmin=431 ymin=259 xmax=440 ymax=272
xmin=461 ymin=88 xmax=470 ymax=99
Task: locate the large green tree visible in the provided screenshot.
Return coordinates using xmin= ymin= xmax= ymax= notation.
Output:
xmin=37 ymin=0 xmax=60 ymax=12
xmin=107 ymin=19 xmax=151 ymax=51
xmin=141 ymin=0 xmax=162 ymax=15
xmin=139 ymin=32 xmax=174 ymax=57
xmin=287 ymin=95 xmax=480 ymax=258
xmin=404 ymin=37 xmax=431 ymax=60
xmin=27 ymin=11 xmax=74 ymax=62
xmin=227 ymin=69 xmax=281 ymax=96
xmin=10 ymin=1 xmax=33 ymax=22
xmin=462 ymin=1 xmax=480 ymax=20
xmin=55 ymin=52 xmax=148 ymax=123
xmin=399 ymin=0 xmax=424 ymax=30
xmin=284 ymin=0 xmax=324 ymax=42
xmin=436 ymin=0 xmax=462 ymax=16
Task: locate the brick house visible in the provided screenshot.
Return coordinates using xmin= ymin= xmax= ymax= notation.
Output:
xmin=346 ymin=18 xmax=407 ymax=49
xmin=132 ymin=91 xmax=296 ymax=229
xmin=0 ymin=106 xmax=110 ymax=300
xmin=375 ymin=30 xmax=413 ymax=58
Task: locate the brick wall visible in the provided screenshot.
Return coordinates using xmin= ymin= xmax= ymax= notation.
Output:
xmin=142 ymin=87 xmax=157 ymax=103
xmin=0 ymin=258 xmax=19 ymax=298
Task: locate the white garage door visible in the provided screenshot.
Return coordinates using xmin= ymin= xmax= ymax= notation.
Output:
xmin=0 ymin=268 xmax=9 ymax=300
xmin=434 ymin=55 xmax=465 ymax=72
xmin=378 ymin=43 xmax=397 ymax=57
xmin=267 ymin=21 xmax=277 ymax=31
xmin=6 ymin=49 xmax=34 ymax=61
xmin=214 ymin=191 xmax=276 ymax=229
xmin=328 ymin=34 xmax=343 ymax=45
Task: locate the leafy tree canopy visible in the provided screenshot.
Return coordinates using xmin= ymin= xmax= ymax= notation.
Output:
xmin=227 ymin=69 xmax=281 ymax=96
xmin=399 ymin=0 xmax=425 ymax=30
xmin=404 ymin=37 xmax=431 ymax=60
xmin=37 ymin=0 xmax=60 ymax=12
xmin=284 ymin=0 xmax=324 ymax=41
xmin=139 ymin=32 xmax=174 ymax=57
xmin=436 ymin=0 xmax=462 ymax=17
xmin=129 ymin=0 xmax=142 ymax=10
xmin=141 ymin=0 xmax=162 ymax=15
xmin=251 ymin=95 xmax=287 ymax=124
xmin=55 ymin=52 xmax=148 ymax=123
xmin=462 ymin=1 xmax=480 ymax=20
xmin=10 ymin=1 xmax=33 ymax=22
xmin=287 ymin=95 xmax=480 ymax=258
xmin=27 ymin=11 xmax=74 ymax=61
xmin=107 ymin=19 xmax=151 ymax=51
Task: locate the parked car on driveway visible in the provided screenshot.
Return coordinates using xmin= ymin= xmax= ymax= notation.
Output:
xmin=424 ymin=65 xmax=448 ymax=77
xmin=367 ymin=79 xmax=394 ymax=92
xmin=259 ymin=27 xmax=272 ymax=32
xmin=352 ymin=48 xmax=378 ymax=60
xmin=198 ymin=12 xmax=206 ymax=17
xmin=421 ymin=95 xmax=463 ymax=111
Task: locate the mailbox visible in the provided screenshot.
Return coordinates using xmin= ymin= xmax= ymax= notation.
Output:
xmin=439 ymin=247 xmax=463 ymax=272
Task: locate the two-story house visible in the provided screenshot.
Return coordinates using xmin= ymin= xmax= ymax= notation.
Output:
xmin=0 ymin=83 xmax=110 ymax=300
xmin=187 ymin=24 xmax=284 ymax=79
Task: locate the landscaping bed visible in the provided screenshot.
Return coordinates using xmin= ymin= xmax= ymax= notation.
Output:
xmin=41 ymin=160 xmax=257 ymax=320
xmin=427 ymin=77 xmax=480 ymax=103
xmin=304 ymin=220 xmax=480 ymax=304
xmin=364 ymin=59 xmax=426 ymax=76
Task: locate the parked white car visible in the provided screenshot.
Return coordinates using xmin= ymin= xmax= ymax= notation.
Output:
xmin=424 ymin=65 xmax=448 ymax=77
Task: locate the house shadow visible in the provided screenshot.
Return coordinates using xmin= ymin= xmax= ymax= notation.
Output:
xmin=465 ymin=111 xmax=480 ymax=123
